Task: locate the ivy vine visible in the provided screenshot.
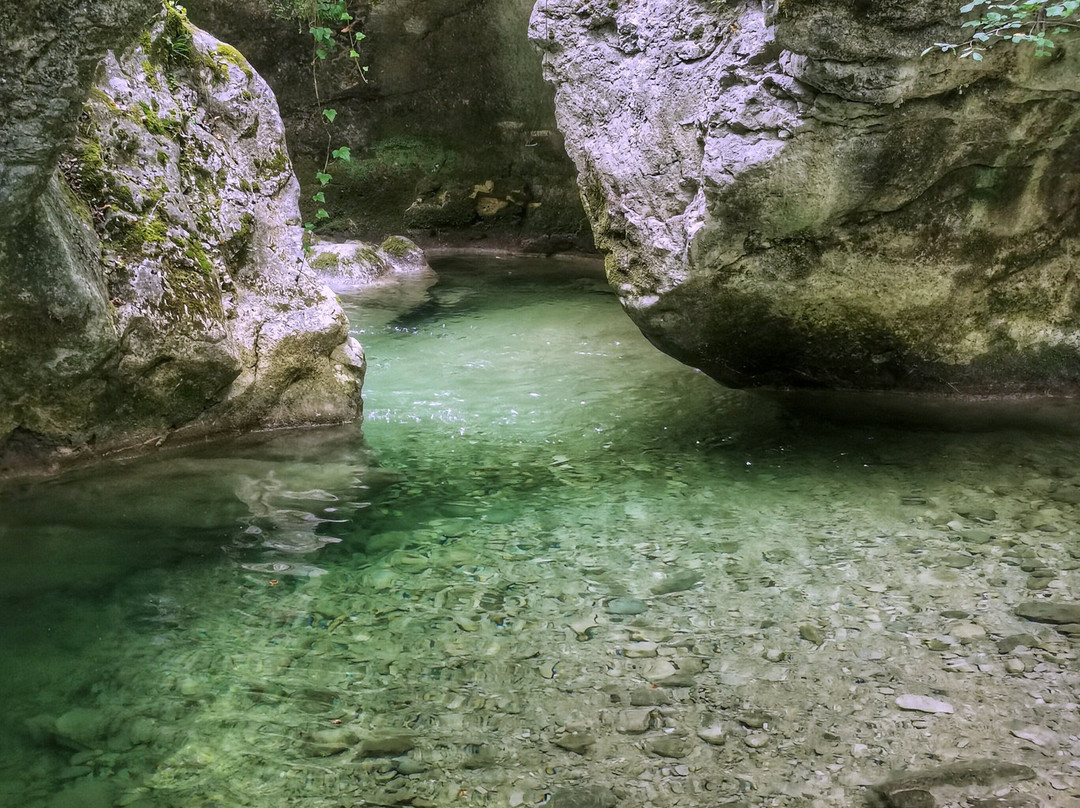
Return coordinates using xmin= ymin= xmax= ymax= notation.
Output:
xmin=926 ymin=0 xmax=1079 ymax=59
xmin=269 ymin=0 xmax=368 ymax=232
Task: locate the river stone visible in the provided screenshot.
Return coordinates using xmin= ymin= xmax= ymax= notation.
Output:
xmin=547 ymin=786 xmax=617 ymax=808
xmin=697 ymin=725 xmax=726 ymax=746
xmin=648 ymin=732 xmax=694 ymax=758
xmin=394 ymin=757 xmax=429 ymax=775
xmin=616 ymin=708 xmax=655 ymax=734
xmin=554 ymin=731 xmax=595 ymax=754
xmin=950 ymin=623 xmax=987 ymax=643
xmin=650 ymin=572 xmax=702 ymax=595
xmin=871 ymin=760 xmax=1036 ymax=806
xmin=606 ymin=597 xmax=647 ymax=615
xmin=53 ymin=708 xmax=113 ymax=750
xmin=306 ymin=728 xmax=360 ymax=756
xmin=530 ymin=0 xmax=1080 ymax=399
xmin=629 ymin=687 xmax=672 ymax=707
xmin=359 ymin=732 xmax=415 ymax=757
xmin=1009 ymin=724 xmax=1058 ymax=747
xmin=0 ymin=6 xmax=364 ymax=473
xmin=896 ymin=695 xmax=954 ymax=714
xmin=1015 ymin=601 xmax=1080 ymax=625
xmin=879 ymin=791 xmax=936 ymax=808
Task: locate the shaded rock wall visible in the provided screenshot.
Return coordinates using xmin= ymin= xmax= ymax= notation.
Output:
xmin=531 ymin=0 xmax=1080 ymax=396
xmin=184 ymin=0 xmax=591 ymax=250
xmin=0 ymin=7 xmax=363 ymax=473
xmin=0 ymin=0 xmax=160 ymax=230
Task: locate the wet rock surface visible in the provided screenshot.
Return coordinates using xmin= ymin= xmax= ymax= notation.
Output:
xmin=531 ymin=0 xmax=1080 ymax=396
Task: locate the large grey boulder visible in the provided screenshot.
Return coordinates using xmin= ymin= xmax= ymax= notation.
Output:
xmin=0 ymin=6 xmax=363 ymax=472
xmin=531 ymin=0 xmax=1080 ymax=396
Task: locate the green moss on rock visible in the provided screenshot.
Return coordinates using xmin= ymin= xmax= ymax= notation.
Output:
xmin=214 ymin=43 xmax=254 ymax=79
xmin=257 ymin=148 xmax=291 ymax=176
xmin=74 ymin=138 xmax=108 ymax=199
xmin=137 ymin=102 xmax=184 ymax=138
xmin=380 ymin=236 xmax=414 ymax=258
xmin=149 ymin=2 xmax=195 ymax=69
xmin=309 ymin=252 xmax=341 ymax=272
xmin=120 ymin=215 xmax=169 ymax=253
xmin=222 ymin=213 xmax=256 ymax=273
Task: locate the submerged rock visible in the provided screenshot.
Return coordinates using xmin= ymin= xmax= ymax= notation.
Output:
xmin=0 ymin=7 xmax=364 ymax=472
xmin=531 ymin=0 xmax=1080 ymax=398
xmin=869 ymin=760 xmax=1036 ymax=808
xmin=895 ymin=694 xmax=954 ymax=715
xmin=1015 ymin=600 xmax=1080 ymax=625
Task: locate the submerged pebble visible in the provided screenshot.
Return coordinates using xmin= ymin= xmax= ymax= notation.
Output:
xmin=606 ymin=597 xmax=647 ymax=615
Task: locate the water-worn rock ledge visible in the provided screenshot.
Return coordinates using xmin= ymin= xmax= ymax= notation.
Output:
xmin=531 ymin=0 xmax=1080 ymax=397
xmin=0 ymin=5 xmax=364 ymax=474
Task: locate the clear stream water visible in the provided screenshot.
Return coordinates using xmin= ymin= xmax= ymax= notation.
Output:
xmin=0 ymin=255 xmax=1078 ymax=808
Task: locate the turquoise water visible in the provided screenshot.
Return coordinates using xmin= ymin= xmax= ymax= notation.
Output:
xmin=1 ymin=255 xmax=1078 ymax=807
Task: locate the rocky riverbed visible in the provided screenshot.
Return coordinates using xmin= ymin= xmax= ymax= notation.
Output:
xmin=1 ymin=259 xmax=1079 ymax=808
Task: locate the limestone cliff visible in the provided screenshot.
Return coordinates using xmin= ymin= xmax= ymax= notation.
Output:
xmin=0 ymin=5 xmax=364 ymax=473
xmin=531 ymin=0 xmax=1080 ymax=396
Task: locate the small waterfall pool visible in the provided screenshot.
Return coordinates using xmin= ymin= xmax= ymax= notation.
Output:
xmin=0 ymin=254 xmax=1076 ymax=807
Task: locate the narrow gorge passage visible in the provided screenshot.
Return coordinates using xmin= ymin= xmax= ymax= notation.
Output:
xmin=0 ymin=255 xmax=1077 ymax=807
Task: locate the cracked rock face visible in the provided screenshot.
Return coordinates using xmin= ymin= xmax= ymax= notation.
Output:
xmin=531 ymin=0 xmax=1080 ymax=396
xmin=0 ymin=9 xmax=363 ymax=472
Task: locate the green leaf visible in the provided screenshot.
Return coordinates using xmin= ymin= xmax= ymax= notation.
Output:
xmin=322 ymin=108 xmax=338 ymax=123
xmin=972 ymin=50 xmax=984 ymax=60
xmin=331 ymin=146 xmax=352 ymax=162
xmin=349 ymin=49 xmax=360 ymax=58
xmin=316 ymin=171 xmax=332 ymax=185
xmin=315 ymin=48 xmax=327 ymax=59
xmin=312 ymin=191 xmax=326 ymax=203
xmin=316 ymin=208 xmax=330 ymax=219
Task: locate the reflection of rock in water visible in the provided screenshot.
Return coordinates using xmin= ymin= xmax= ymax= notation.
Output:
xmin=234 ymin=471 xmax=346 ymax=555
xmin=239 ymin=561 xmax=327 ymax=578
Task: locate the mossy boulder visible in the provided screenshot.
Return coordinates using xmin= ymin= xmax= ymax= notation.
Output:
xmin=0 ymin=10 xmax=363 ymax=473
xmin=532 ymin=0 xmax=1080 ymax=398
xmin=307 ymin=235 xmax=432 ymax=291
